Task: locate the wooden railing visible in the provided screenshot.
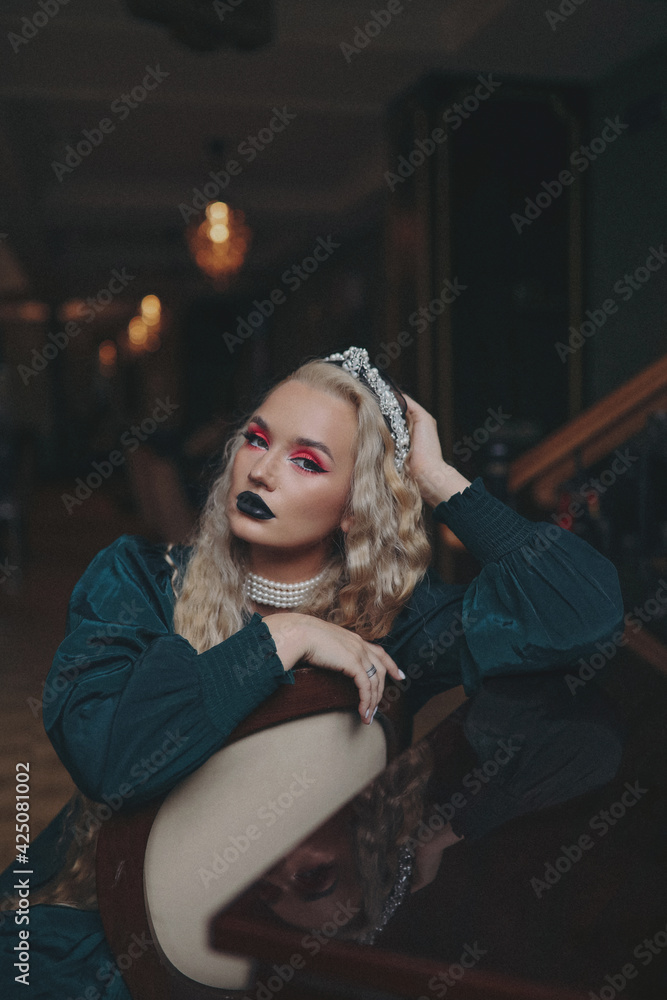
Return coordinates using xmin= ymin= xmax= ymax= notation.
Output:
xmin=212 ymin=905 xmax=593 ymax=1000
xmin=508 ymin=354 xmax=667 ymax=508
xmin=507 ymin=352 xmax=667 ymax=674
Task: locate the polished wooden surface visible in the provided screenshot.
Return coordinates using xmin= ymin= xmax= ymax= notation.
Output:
xmin=212 ymin=903 xmax=592 ymax=1000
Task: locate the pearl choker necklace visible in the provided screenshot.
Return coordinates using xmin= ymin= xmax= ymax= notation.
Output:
xmin=244 ymin=570 xmax=326 ymax=608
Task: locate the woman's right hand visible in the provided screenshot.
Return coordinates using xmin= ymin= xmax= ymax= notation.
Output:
xmin=262 ymin=613 xmax=405 ymax=725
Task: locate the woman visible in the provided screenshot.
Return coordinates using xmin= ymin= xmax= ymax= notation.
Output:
xmin=0 ymin=347 xmax=624 ymax=998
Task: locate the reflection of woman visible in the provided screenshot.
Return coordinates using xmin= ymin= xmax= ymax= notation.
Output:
xmin=0 ymin=347 xmax=624 ymax=996
xmin=252 ymin=669 xmax=624 ymax=944
xmin=253 ymin=737 xmax=436 ymax=942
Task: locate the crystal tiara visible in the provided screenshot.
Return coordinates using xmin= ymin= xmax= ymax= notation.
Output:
xmin=357 ymin=845 xmax=415 ymax=945
xmin=323 ymin=347 xmax=411 ymax=472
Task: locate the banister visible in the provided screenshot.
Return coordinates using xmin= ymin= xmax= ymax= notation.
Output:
xmin=508 ymin=354 xmax=667 ymax=508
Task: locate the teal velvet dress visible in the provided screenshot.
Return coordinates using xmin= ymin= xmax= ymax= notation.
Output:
xmin=0 ymin=478 xmax=625 ymax=999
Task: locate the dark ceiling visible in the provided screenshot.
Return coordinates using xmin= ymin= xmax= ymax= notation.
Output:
xmin=1 ymin=0 xmax=667 ymax=303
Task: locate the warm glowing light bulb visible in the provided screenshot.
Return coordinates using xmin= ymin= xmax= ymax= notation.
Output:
xmin=98 ymin=340 xmax=117 ymax=365
xmin=209 ymin=223 xmax=230 ymax=243
xmin=186 ymin=200 xmax=251 ymax=285
xmin=206 ymin=201 xmax=229 ymax=222
xmin=140 ymin=294 xmax=161 ymax=320
xmin=59 ymin=299 xmax=86 ymax=322
xmin=128 ymin=316 xmax=148 ymax=345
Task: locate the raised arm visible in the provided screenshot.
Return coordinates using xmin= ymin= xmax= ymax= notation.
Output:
xmin=381 ymin=476 xmax=625 ymax=714
xmin=382 ymin=396 xmax=624 ymax=713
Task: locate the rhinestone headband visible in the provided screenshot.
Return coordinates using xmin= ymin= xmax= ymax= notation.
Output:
xmin=323 ymin=347 xmax=411 ymax=472
xmin=357 ymin=845 xmax=415 ymax=945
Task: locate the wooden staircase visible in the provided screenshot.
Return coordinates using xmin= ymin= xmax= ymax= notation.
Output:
xmin=508 ymin=353 xmax=667 ymax=676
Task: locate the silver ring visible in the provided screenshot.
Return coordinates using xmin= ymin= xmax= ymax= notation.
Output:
xmin=366 ymin=664 xmax=377 ymax=679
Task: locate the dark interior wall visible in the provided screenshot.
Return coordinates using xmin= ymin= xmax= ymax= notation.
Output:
xmin=584 ymin=43 xmax=667 ymax=404
xmin=260 ymin=223 xmax=385 ymax=392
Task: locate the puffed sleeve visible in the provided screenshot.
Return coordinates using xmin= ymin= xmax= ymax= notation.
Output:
xmin=43 ymin=535 xmax=294 ymax=805
xmin=382 ymin=477 xmax=625 ymax=715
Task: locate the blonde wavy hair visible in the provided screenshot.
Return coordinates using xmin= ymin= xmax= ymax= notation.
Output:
xmin=173 ymin=357 xmax=432 ymax=646
xmin=30 ymin=356 xmax=436 ymax=933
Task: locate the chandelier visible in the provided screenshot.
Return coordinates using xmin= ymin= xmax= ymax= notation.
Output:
xmin=185 ymin=201 xmax=252 ymax=288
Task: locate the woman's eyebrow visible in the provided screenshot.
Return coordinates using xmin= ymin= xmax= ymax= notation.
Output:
xmin=249 ymin=414 xmax=335 ymax=464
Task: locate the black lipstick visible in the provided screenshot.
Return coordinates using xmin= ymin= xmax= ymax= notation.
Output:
xmin=236 ymin=491 xmax=275 ymax=520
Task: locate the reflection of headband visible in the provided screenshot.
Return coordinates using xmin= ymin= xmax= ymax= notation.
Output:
xmin=357 ymin=844 xmax=415 ymax=945
xmin=323 ymin=347 xmax=411 ymax=472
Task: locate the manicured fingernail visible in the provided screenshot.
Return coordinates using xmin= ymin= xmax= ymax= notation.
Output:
xmin=371 ymin=707 xmax=378 ymax=722
xmin=398 ymin=669 xmax=406 ymax=680
xmin=365 ymin=708 xmax=370 ymax=718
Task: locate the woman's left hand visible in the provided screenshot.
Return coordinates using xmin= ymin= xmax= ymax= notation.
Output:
xmin=402 ymin=393 xmax=472 ymax=506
